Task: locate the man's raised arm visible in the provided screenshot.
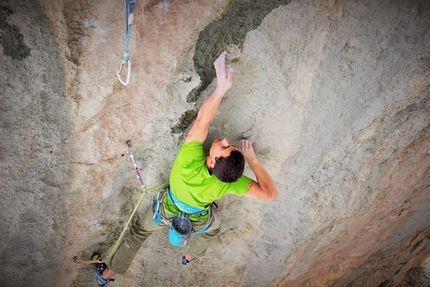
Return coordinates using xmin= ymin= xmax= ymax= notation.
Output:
xmin=185 ymin=52 xmax=234 ymax=143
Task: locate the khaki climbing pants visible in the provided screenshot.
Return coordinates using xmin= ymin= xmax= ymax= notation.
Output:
xmin=107 ymin=194 xmax=221 ymax=275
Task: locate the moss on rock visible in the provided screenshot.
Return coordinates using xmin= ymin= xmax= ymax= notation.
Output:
xmin=189 ymin=0 xmax=291 ymax=103
xmin=0 ymin=6 xmax=31 ymax=60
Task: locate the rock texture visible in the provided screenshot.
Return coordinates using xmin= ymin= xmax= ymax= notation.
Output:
xmin=0 ymin=0 xmax=429 ymax=287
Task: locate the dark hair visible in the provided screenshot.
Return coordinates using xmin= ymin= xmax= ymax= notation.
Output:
xmin=211 ymin=150 xmax=245 ymax=182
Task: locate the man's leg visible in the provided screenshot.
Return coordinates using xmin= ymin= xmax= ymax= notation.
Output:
xmin=106 ymin=204 xmax=167 ymax=276
xmin=185 ymin=211 xmax=221 ymax=260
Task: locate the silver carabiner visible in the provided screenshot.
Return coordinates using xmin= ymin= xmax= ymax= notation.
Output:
xmin=116 ymin=59 xmax=131 ymax=86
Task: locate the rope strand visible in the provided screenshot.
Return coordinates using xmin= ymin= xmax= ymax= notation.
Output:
xmin=108 ymin=182 xmax=168 ymax=260
xmin=108 ymin=140 xmax=167 ymax=260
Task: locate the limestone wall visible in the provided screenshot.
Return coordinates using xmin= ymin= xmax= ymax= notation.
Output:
xmin=0 ymin=0 xmax=429 ymax=286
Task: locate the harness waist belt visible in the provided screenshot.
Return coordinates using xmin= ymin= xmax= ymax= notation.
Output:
xmin=168 ymin=188 xmax=208 ymax=215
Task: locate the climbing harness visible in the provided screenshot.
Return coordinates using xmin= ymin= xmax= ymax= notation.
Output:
xmin=152 ymin=188 xmax=210 ymax=247
xmin=165 ymin=188 xmax=211 ymax=246
xmin=167 ymin=188 xmax=209 ymax=215
xmin=116 ymin=0 xmax=137 ymax=86
xmin=152 ymin=191 xmax=163 ymax=225
xmin=152 ymin=187 xmax=213 ymax=247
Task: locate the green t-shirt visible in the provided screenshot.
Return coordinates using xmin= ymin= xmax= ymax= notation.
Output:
xmin=167 ymin=141 xmax=251 ymax=213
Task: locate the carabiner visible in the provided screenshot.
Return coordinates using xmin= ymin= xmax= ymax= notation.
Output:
xmin=116 ymin=59 xmax=131 ymax=86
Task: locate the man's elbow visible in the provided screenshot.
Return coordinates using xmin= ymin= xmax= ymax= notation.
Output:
xmin=245 ymin=182 xmax=278 ymax=200
xmin=258 ymin=187 xmax=278 ymax=200
xmin=266 ymin=188 xmax=278 ymax=200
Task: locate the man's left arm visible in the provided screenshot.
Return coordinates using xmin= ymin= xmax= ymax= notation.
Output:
xmin=238 ymin=140 xmax=278 ymax=200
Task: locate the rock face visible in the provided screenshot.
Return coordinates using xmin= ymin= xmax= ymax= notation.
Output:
xmin=0 ymin=0 xmax=429 ymax=287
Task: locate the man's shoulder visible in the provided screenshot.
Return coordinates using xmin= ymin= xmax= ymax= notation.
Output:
xmin=181 ymin=141 xmax=203 ymax=148
xmin=172 ymin=141 xmax=206 ymax=173
xmin=177 ymin=141 xmax=204 ymax=159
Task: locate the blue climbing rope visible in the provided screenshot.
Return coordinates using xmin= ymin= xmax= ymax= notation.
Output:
xmin=117 ymin=0 xmax=137 ymax=86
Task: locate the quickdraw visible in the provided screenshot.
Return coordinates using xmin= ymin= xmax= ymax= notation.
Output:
xmin=125 ymin=139 xmax=145 ymax=190
xmin=116 ymin=0 xmax=137 ymax=86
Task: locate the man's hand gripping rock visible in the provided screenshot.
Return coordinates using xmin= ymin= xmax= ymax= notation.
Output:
xmin=214 ymin=52 xmax=234 ymax=95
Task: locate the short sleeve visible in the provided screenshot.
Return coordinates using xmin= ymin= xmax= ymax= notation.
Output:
xmin=228 ymin=174 xmax=252 ymax=196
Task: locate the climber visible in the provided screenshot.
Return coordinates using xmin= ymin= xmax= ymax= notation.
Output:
xmin=92 ymin=51 xmax=278 ymax=286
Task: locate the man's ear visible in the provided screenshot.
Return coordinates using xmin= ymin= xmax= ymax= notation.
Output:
xmin=208 ymin=158 xmax=216 ymax=168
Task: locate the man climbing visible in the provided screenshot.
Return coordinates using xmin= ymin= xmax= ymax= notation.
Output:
xmin=93 ymin=52 xmax=278 ymax=286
